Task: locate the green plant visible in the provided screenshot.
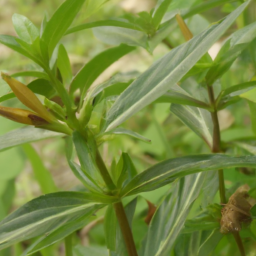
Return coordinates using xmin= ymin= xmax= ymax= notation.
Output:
xmin=0 ymin=0 xmax=256 ymax=255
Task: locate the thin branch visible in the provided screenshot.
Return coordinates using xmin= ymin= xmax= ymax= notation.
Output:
xmin=114 ymin=202 xmax=138 ymax=256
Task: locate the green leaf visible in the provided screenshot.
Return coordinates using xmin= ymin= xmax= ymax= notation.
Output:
xmin=152 ymin=0 xmax=173 ymax=29
xmin=65 ymin=137 xmax=103 ymax=193
xmin=23 ymin=213 xmax=100 ymax=255
xmin=240 ymin=85 xmax=256 ymax=103
xmin=72 ymin=131 xmax=104 ymax=186
xmin=141 ymin=174 xmax=205 ymax=256
xmin=104 ymin=1 xmax=250 ymax=132
xmin=104 ymin=205 xmax=117 ymax=251
xmin=250 ymin=204 xmax=256 ymax=218
xmin=93 ymin=27 xmax=148 ymax=49
xmin=97 ymin=128 xmax=151 ymax=144
xmin=83 ymin=0 xmax=109 ymax=19
xmin=220 ymin=81 xmax=256 ymax=98
xmin=117 ymin=153 xmax=138 ymax=189
xmin=66 ymin=20 xmax=143 ymax=35
xmin=41 ymin=0 xmax=86 ymax=57
xmin=22 ymin=144 xmax=57 ymax=194
xmin=11 ymin=71 xmax=49 ymax=80
xmin=121 ymin=154 xmax=256 ymax=197
xmin=0 ymin=127 xmax=62 ymax=152
xmin=70 ymin=44 xmax=135 ymax=95
xmin=197 ymin=229 xmax=223 ymax=256
xmin=12 ymin=14 xmax=39 ymax=44
xmin=89 ymin=71 xmax=138 ymax=105
xmin=0 ymin=35 xmax=40 ymax=63
xmin=173 ymin=232 xmax=202 ymax=256
xmin=57 ymin=44 xmax=73 ymax=85
xmin=0 ymin=192 xmax=105 ymax=249
xmin=182 ymin=211 xmax=219 ymax=233
xmin=155 ymin=84 xmax=211 ymax=110
xmin=206 ymin=21 xmax=256 ymax=85
xmin=171 ymin=104 xmax=213 ymax=147
xmin=0 ymin=79 xmax=56 ymax=103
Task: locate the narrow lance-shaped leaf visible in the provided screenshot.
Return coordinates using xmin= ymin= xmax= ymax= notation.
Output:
xmin=0 ymin=192 xmax=105 ymax=250
xmin=206 ymin=20 xmax=256 ymax=85
xmin=12 ymin=14 xmax=39 ymax=44
xmin=66 ymin=20 xmax=143 ymax=35
xmin=23 ymin=213 xmax=99 ymax=256
xmin=155 ymin=84 xmax=211 ymax=110
xmin=0 ymin=35 xmax=41 ymax=64
xmin=97 ymin=128 xmax=151 ymax=144
xmin=141 ymin=174 xmax=205 ymax=256
xmin=69 ymin=44 xmax=135 ymax=95
xmin=11 ymin=71 xmax=49 ymax=80
xmin=152 ymin=0 xmax=173 ymax=29
xmin=41 ymin=0 xmax=86 ymax=57
xmin=197 ymin=230 xmax=223 ymax=256
xmin=121 ymin=154 xmax=256 ymax=197
xmin=93 ymin=27 xmax=148 ymax=49
xmin=171 ymin=103 xmax=213 ymax=147
xmin=0 ymin=126 xmax=63 ymax=152
xmin=104 ymin=1 xmax=250 ymax=132
xmin=72 ymin=131 xmax=105 ymax=187
xmin=65 ymin=137 xmax=104 ymax=193
xmin=57 ymin=44 xmax=73 ymax=85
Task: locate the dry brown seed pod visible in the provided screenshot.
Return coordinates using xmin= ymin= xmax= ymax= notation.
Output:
xmin=220 ymin=184 xmax=254 ymax=234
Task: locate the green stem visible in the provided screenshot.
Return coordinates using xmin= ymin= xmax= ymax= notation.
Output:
xmin=207 ymin=85 xmax=226 ymax=203
xmin=233 ymin=232 xmax=246 ymax=256
xmin=207 ymin=85 xmax=246 ymax=256
xmin=65 ymin=234 xmax=73 ymax=256
xmin=114 ymin=202 xmax=138 ymax=256
xmin=94 ymin=149 xmax=138 ymax=256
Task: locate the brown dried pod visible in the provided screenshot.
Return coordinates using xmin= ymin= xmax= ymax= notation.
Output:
xmin=220 ymin=184 xmax=254 ymax=234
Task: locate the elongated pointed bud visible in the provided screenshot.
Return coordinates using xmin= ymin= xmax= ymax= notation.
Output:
xmin=175 ymin=14 xmax=193 ymax=41
xmin=1 ymin=73 xmax=55 ymax=123
xmin=0 ymin=106 xmax=48 ymax=125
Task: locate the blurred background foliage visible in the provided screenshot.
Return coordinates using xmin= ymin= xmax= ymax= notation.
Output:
xmin=0 ymin=0 xmax=256 ymax=255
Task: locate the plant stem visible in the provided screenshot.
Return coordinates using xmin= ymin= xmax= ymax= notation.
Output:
xmin=233 ymin=232 xmax=246 ymax=256
xmin=207 ymin=85 xmax=226 ymax=204
xmin=65 ymin=234 xmax=73 ymax=256
xmin=114 ymin=202 xmax=138 ymax=256
xmin=94 ymin=149 xmax=138 ymax=256
xmin=207 ymin=85 xmax=246 ymax=256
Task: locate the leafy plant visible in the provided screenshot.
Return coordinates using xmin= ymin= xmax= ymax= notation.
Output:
xmin=0 ymin=0 xmax=256 ymax=255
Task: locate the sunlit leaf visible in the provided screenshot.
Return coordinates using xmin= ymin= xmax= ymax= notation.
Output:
xmin=141 ymin=174 xmax=205 ymax=256
xmin=41 ymin=0 xmax=86 ymax=56
xmin=104 ymin=2 xmax=250 ymax=132
xmin=121 ymin=154 xmax=256 ymax=197
xmin=12 ymin=14 xmax=39 ymax=44
xmin=0 ymin=192 xmax=105 ymax=249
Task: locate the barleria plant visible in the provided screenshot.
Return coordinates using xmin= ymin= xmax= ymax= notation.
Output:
xmin=0 ymin=0 xmax=256 ymax=255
